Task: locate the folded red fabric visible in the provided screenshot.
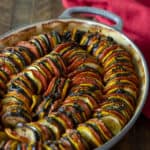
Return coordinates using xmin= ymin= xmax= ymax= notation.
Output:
xmin=62 ymin=0 xmax=150 ymax=118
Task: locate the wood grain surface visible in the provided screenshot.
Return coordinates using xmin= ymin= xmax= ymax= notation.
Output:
xmin=0 ymin=0 xmax=150 ymax=150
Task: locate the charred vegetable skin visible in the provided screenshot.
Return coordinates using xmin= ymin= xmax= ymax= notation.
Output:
xmin=0 ymin=31 xmax=62 ymax=97
xmin=4 ymin=47 xmax=103 ymax=144
xmin=1 ymin=52 xmax=67 ymax=127
xmin=0 ymin=29 xmax=139 ymax=150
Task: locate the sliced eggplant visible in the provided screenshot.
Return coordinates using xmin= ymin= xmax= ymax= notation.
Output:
xmin=35 ymin=77 xmax=69 ymax=119
xmin=17 ymin=45 xmax=35 ymax=64
xmin=92 ymin=40 xmax=110 ymax=58
xmin=50 ymin=31 xmax=62 ymax=45
xmin=3 ymin=140 xmax=19 ymax=150
xmin=31 ymin=35 xmax=48 ymax=55
xmin=2 ymin=90 xmax=31 ymax=110
xmin=68 ymin=62 xmax=102 ymax=78
xmin=17 ymin=41 xmax=40 ymax=59
xmin=0 ymin=68 xmax=9 ymax=82
xmin=46 ymin=116 xmax=65 ymax=140
xmin=39 ymin=34 xmax=52 ymax=52
xmin=63 ymin=101 xmax=87 ymax=123
xmin=77 ymin=123 xmax=103 ymax=148
xmin=1 ymin=48 xmax=27 ymax=71
xmin=38 ymin=119 xmax=56 ymax=140
xmin=93 ymin=110 xmax=122 ymax=136
xmin=63 ymin=97 xmax=91 ymax=120
xmin=5 ymin=124 xmax=41 ymax=144
xmin=86 ymin=118 xmax=113 ymax=142
xmin=0 ymin=55 xmax=19 ymax=76
xmin=59 ymin=129 xmax=87 ymax=150
xmin=1 ymin=104 xmax=31 ymax=127
xmin=99 ymin=115 xmax=122 ymax=136
xmin=30 ymin=39 xmax=44 ymax=57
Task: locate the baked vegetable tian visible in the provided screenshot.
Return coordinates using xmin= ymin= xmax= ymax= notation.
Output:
xmin=0 ymin=29 xmax=139 ymax=150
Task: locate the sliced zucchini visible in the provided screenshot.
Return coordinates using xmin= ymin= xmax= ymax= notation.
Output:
xmin=46 ymin=116 xmax=64 ymax=140
xmin=63 ymin=101 xmax=87 ymax=122
xmin=100 ymin=101 xmax=131 ymax=120
xmin=50 ymin=31 xmax=62 ymax=45
xmin=31 ymin=35 xmax=48 ymax=55
xmin=25 ymin=70 xmax=42 ymax=94
xmin=48 ymin=53 xmax=66 ymax=76
xmin=92 ymin=40 xmax=110 ymax=58
xmin=5 ymin=124 xmax=41 ymax=144
xmin=8 ymin=81 xmax=33 ymax=103
xmin=17 ymin=41 xmax=40 ymax=59
xmin=80 ymin=32 xmax=100 ymax=48
xmin=38 ymin=119 xmax=56 ymax=140
xmin=17 ymin=45 xmax=35 ymax=64
xmin=86 ymin=118 xmax=112 ymax=142
xmin=30 ymin=39 xmax=44 ymax=57
xmin=0 ymin=55 xmax=18 ymax=75
xmin=1 ymin=104 xmax=31 ymax=127
xmin=78 ymin=62 xmax=103 ymax=75
xmin=1 ymin=48 xmax=26 ymax=71
xmin=39 ymin=34 xmax=52 ymax=52
xmin=0 ymin=67 xmax=9 ymax=82
xmin=58 ymin=105 xmax=80 ymax=127
xmin=3 ymin=139 xmax=18 ymax=150
xmin=100 ymin=47 xmax=129 ymax=64
xmin=105 ymin=85 xmax=137 ymax=103
xmin=99 ymin=115 xmax=122 ymax=136
xmin=71 ymin=29 xmax=86 ymax=43
xmin=61 ymin=130 xmax=86 ymax=150
xmin=77 ymin=123 xmax=103 ymax=148
xmin=28 ymin=67 xmax=48 ymax=92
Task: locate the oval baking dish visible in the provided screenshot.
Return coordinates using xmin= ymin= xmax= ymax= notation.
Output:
xmin=0 ymin=7 xmax=149 ymax=150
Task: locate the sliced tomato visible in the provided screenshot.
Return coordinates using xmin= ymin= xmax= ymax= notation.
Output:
xmin=0 ymin=55 xmax=18 ymax=75
xmin=104 ymin=64 xmax=136 ymax=78
xmin=50 ymin=53 xmax=67 ymax=75
xmin=72 ymin=76 xmax=103 ymax=90
xmin=101 ymin=49 xmax=131 ymax=65
xmin=31 ymin=35 xmax=48 ymax=55
xmin=17 ymin=46 xmax=34 ymax=64
xmin=17 ymin=41 xmax=40 ymax=59
xmin=54 ymin=112 xmax=74 ymax=129
xmin=1 ymin=48 xmax=26 ymax=71
xmin=77 ymin=123 xmax=103 ymax=148
xmin=72 ymin=71 xmax=101 ymax=81
xmin=46 ymin=34 xmax=55 ymax=50
xmin=105 ymin=93 xmax=135 ymax=112
xmin=30 ymin=39 xmax=44 ymax=57
xmin=5 ymin=90 xmax=31 ymax=109
xmin=104 ymin=71 xmax=139 ymax=84
xmin=46 ymin=56 xmax=61 ymax=76
xmin=63 ymin=98 xmax=91 ymax=119
xmin=62 ymin=129 xmax=87 ymax=150
xmin=40 ymin=34 xmax=53 ymax=52
xmin=44 ymin=77 xmax=57 ymax=97
xmin=2 ymin=104 xmax=31 ymax=127
xmin=29 ymin=69 xmax=47 ymax=92
xmin=93 ymin=40 xmax=108 ymax=57
xmin=98 ymin=44 xmax=118 ymax=62
xmin=103 ymin=55 xmax=132 ymax=69
xmin=0 ymin=68 xmax=9 ymax=82
xmin=100 ymin=101 xmax=131 ymax=120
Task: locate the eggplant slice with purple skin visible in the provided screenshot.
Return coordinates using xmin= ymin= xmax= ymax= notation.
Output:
xmin=0 ymin=29 xmax=139 ymax=150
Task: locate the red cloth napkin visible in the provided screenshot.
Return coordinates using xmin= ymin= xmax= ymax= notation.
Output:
xmin=62 ymin=0 xmax=150 ymax=118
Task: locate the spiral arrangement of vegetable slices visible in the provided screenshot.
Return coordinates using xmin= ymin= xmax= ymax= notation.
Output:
xmin=0 ymin=31 xmax=62 ymax=97
xmin=0 ymin=29 xmax=139 ymax=150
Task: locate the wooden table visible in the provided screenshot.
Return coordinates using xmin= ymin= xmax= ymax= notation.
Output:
xmin=0 ymin=0 xmax=149 ymax=149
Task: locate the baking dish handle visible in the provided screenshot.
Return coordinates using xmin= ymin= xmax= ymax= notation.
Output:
xmin=59 ymin=6 xmax=123 ymax=31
